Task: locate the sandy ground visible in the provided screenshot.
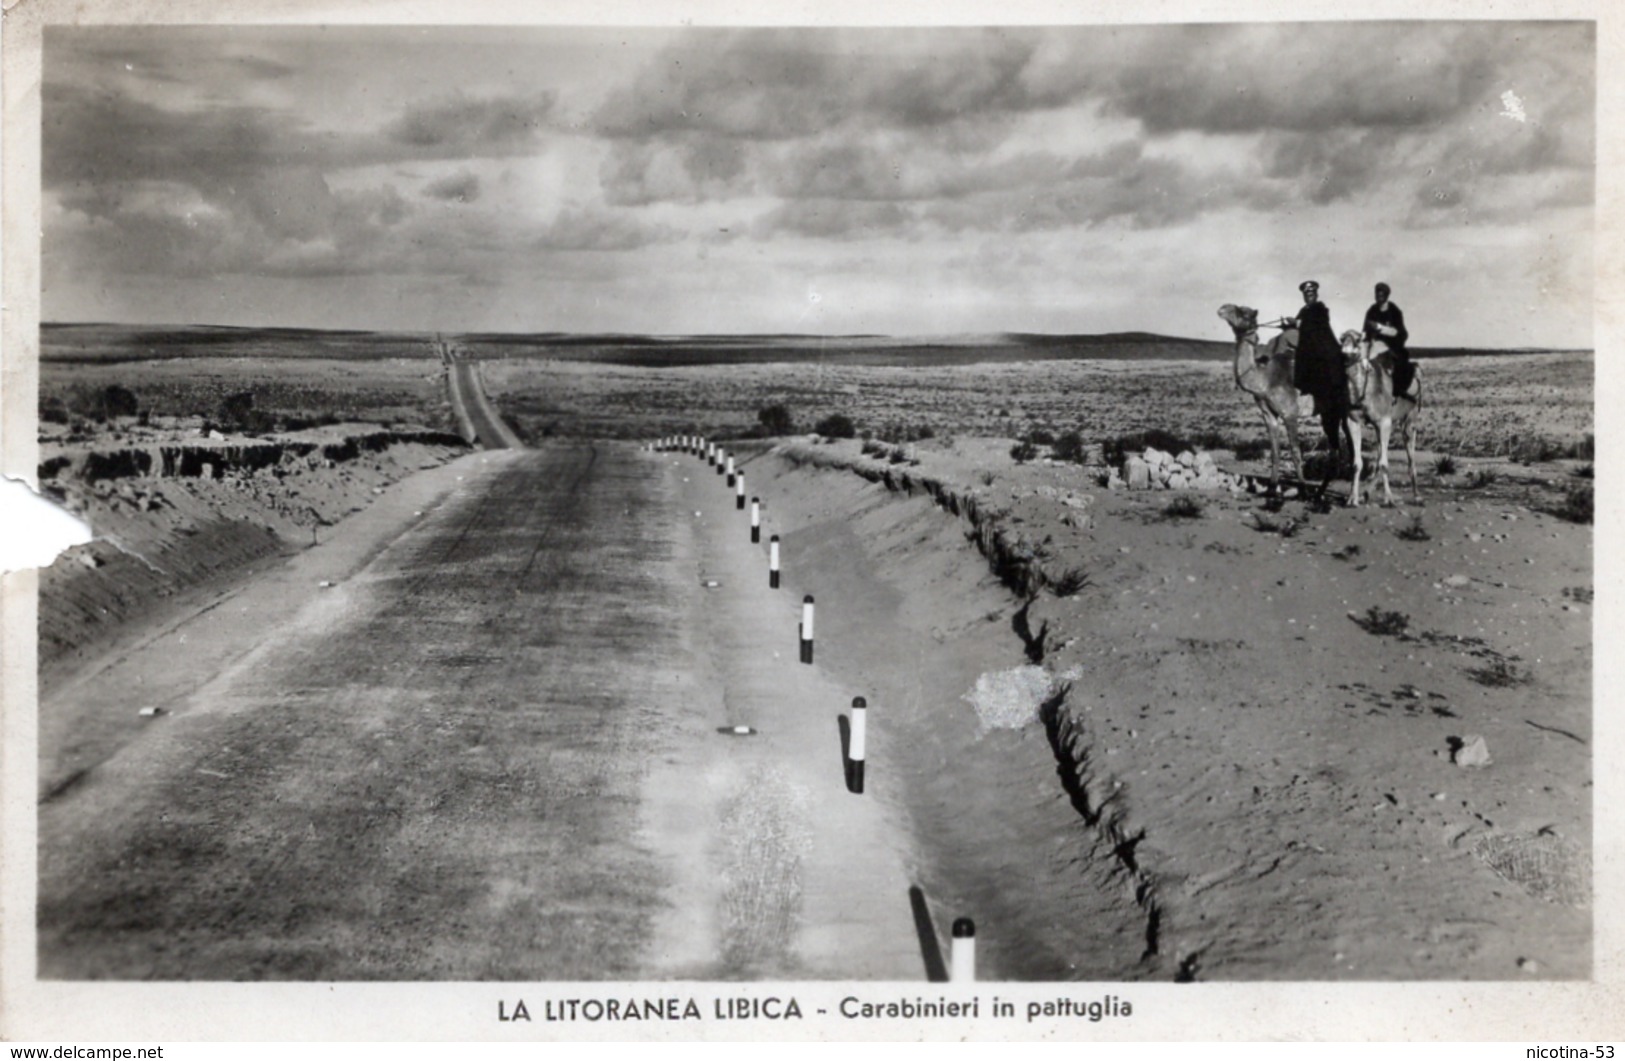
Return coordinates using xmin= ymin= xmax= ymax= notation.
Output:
xmin=752 ymin=435 xmax=1592 ymax=980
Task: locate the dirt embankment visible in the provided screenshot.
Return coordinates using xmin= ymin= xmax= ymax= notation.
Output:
xmin=758 ymin=435 xmax=1591 ymax=980
xmin=36 ymin=428 xmax=470 ymax=685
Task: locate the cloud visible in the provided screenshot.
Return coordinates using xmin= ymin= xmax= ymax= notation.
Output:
xmin=43 ymin=83 xmax=312 ymax=188
xmin=593 ymin=28 xmax=1047 ymax=142
xmin=749 ymin=199 xmax=916 ymax=241
xmin=1024 ymin=22 xmax=1593 ymax=137
xmin=423 ymin=171 xmax=482 ymax=203
xmin=535 ymin=207 xmax=677 ymax=251
xmin=600 ymin=136 xmax=753 ymax=206
xmin=384 ymin=91 xmax=557 ymax=151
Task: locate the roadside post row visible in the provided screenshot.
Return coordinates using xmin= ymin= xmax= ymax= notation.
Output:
xmin=648 ymin=434 xmax=976 ymax=983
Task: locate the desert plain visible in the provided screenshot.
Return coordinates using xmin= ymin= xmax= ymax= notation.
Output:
xmin=25 ymin=324 xmax=1593 ymax=984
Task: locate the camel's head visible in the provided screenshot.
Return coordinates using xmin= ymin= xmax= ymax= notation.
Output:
xmin=1339 ymin=329 xmax=1365 ymax=359
xmin=1217 ymin=304 xmax=1258 ymax=335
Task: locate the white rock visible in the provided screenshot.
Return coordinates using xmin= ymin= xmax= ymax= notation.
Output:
xmin=1453 ymin=735 xmax=1492 ymax=768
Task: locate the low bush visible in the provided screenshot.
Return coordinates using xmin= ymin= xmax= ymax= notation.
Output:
xmin=1352 ymin=606 xmax=1411 ymax=637
xmin=1160 ymin=495 xmax=1205 ymax=520
xmin=1010 ymin=440 xmax=1038 ymax=463
xmin=1511 ymin=436 xmax=1569 ymax=465
xmin=1433 ymin=454 xmax=1458 ymax=476
xmin=1050 ymin=567 xmax=1090 ymax=597
xmin=815 ymin=413 xmax=857 ymax=439
xmin=1466 ymin=657 xmax=1532 ymax=687
xmin=1052 ymin=430 xmax=1087 ymax=464
xmin=1395 ymin=514 xmax=1431 ymax=541
xmin=757 ymin=403 xmax=795 ymax=436
xmin=1553 ymin=483 xmax=1593 ymax=524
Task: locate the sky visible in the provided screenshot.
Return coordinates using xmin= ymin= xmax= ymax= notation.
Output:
xmin=39 ymin=22 xmax=1596 ymax=347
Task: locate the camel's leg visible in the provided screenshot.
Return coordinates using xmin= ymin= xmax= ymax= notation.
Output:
xmin=1319 ymin=413 xmax=1342 ymax=499
xmin=1282 ymin=414 xmax=1306 ymax=487
xmin=1257 ymin=400 xmax=1281 ymax=490
xmin=1348 ymin=418 xmax=1365 ymax=507
xmin=1404 ymin=417 xmax=1420 ymax=499
xmin=1375 ymin=418 xmax=1395 ymax=506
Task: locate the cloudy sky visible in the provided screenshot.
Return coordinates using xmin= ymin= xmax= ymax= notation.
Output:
xmin=41 ymin=21 xmax=1594 ymax=347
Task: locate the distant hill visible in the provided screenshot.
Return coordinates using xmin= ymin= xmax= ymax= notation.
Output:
xmin=39 ymin=321 xmax=1591 ymax=367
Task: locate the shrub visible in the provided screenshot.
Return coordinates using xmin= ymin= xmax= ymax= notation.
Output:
xmin=1433 ymin=454 xmax=1457 ymax=476
xmin=217 ymin=390 xmax=275 ymax=434
xmin=101 ymin=384 xmax=140 ymax=419
xmin=1050 ymin=567 xmax=1090 ymax=596
xmin=1466 ymin=657 xmax=1532 ymax=687
xmin=1352 ymin=606 xmax=1411 ymax=637
xmin=1464 ymin=468 xmax=1498 ymax=490
xmin=815 ymin=413 xmax=857 ymax=439
xmin=40 ymin=398 xmax=70 ymax=425
xmin=861 ymin=439 xmax=886 ymax=457
xmin=1027 ymin=428 xmax=1056 ymax=446
xmin=1554 ymin=483 xmax=1593 ymax=524
xmin=1573 ymin=464 xmax=1594 ymax=480
xmin=757 ymin=403 xmax=795 ymax=436
xmin=1010 ymin=440 xmax=1038 ymax=463
xmin=1052 ymin=430 xmax=1087 ymax=464
xmin=1512 ymin=436 xmax=1568 ymax=465
xmin=1395 ymin=514 xmax=1431 ymax=541
xmin=1160 ymin=495 xmax=1204 ymax=520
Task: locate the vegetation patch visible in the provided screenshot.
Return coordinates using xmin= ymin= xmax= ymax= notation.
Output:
xmin=1159 ymin=495 xmax=1205 ymax=520
xmin=1395 ymin=515 xmax=1431 ymax=542
xmin=1351 ymin=606 xmax=1412 ymax=637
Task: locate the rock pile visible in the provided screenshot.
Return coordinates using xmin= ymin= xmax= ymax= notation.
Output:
xmin=1111 ymin=448 xmax=1241 ymax=492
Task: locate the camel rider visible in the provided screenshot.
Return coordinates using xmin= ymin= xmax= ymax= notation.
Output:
xmin=1363 ymin=282 xmax=1413 ymax=394
xmin=1290 ymin=280 xmax=1344 ymax=412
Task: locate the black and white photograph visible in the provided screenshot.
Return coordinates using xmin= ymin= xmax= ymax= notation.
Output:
xmin=1 ymin=0 xmax=1615 ymax=1045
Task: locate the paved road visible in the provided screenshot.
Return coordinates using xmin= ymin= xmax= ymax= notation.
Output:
xmin=38 ymin=443 xmax=693 ymax=979
xmin=447 ymin=357 xmax=523 ymax=450
xmin=37 ymin=441 xmax=924 ymax=981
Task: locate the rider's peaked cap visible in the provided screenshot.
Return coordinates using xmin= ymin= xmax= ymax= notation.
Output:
xmin=1299 ymin=280 xmax=1320 ymax=294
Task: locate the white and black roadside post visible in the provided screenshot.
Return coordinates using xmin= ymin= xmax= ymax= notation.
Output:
xmin=708 ymin=443 xmax=717 ymax=468
xmin=769 ymin=535 xmax=781 ymax=589
xmin=750 ymin=498 xmax=761 ymax=542
xmin=726 ymin=454 xmax=736 ymax=487
xmin=735 ymin=472 xmax=746 ymax=510
xmin=716 ymin=449 xmax=726 ymax=477
xmin=848 ymin=696 xmax=867 ymax=794
xmin=800 ymin=595 xmax=816 ymax=664
xmin=951 ymin=918 xmax=976 ymax=983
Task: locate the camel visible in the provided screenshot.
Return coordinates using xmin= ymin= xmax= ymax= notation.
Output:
xmin=1338 ymin=330 xmax=1421 ymax=506
xmin=1217 ymin=304 xmax=1350 ymax=495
